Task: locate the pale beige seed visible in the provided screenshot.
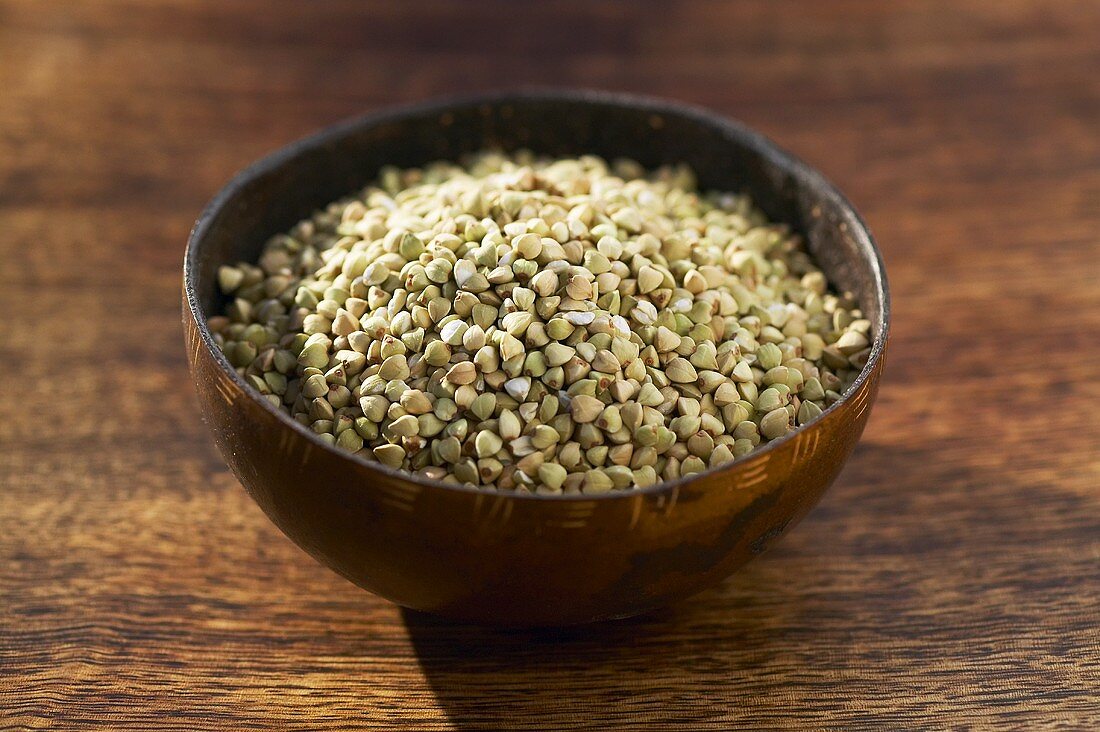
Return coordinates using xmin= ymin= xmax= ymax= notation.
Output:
xmin=373 ymin=444 xmax=405 ymax=468
xmin=801 ymin=333 xmax=825 ymax=360
xmin=499 ymin=334 xmax=525 ymax=361
xmin=546 ymin=318 xmax=574 ymax=340
xmin=529 ymin=270 xmax=558 ymax=297
xmin=630 ymin=300 xmax=658 ymax=325
xmin=454 ymin=384 xmax=479 ymax=408
xmin=797 ymin=399 xmax=823 ymax=425
xmin=713 ymin=382 xmax=740 ymax=406
xmin=504 ymin=376 xmax=531 ymax=401
xmin=471 ymin=304 xmax=498 ymax=330
xmin=544 ymin=343 xmax=576 ymax=367
xmin=498 ymin=409 xmax=521 ymax=441
xmin=531 ymin=425 xmax=560 ymax=449
xmin=445 ymin=362 xmax=477 ymax=385
xmin=425 ymin=259 xmax=453 ymax=284
xmin=756 ymin=343 xmax=783 ymax=370
xmin=512 ymin=287 xmax=536 ymax=311
xmin=461 ymin=273 xmax=490 ymax=293
xmin=516 ymin=452 xmax=544 ymax=476
xmin=439 ymin=319 xmax=468 ymax=345
xmin=400 ymin=390 xmax=433 ymax=415
xmin=487 ymin=266 xmax=513 ymax=285
xmin=537 ymin=463 xmax=567 ymax=490
xmin=301 ymin=374 xmax=328 ymax=398
xmin=379 ymin=354 xmax=410 ymax=380
xmin=474 ymin=345 xmax=500 ymax=374
xmin=731 ymin=360 xmax=754 ymax=382
xmin=331 ymin=310 xmax=358 ymax=336
xmin=654 ymin=326 xmax=681 ymax=353
xmin=379 ymin=336 xmax=407 ymax=359
xmin=591 ymin=351 xmax=620 ymax=373
xmin=360 ymin=395 xmax=388 ymax=422
xmin=632 ymin=466 xmax=657 ymax=487
xmin=452 ymin=259 xmax=477 ymax=287
xmin=501 ymin=311 xmax=534 ymax=337
xmin=681 ymin=456 xmax=706 ymax=476
xmin=475 ymin=431 xmax=503 ymax=458
xmin=389 ymin=414 xmax=420 ymax=437
xmin=665 ymin=357 xmax=698 ymax=384
xmin=570 ymin=395 xmax=605 ymax=423
xmin=637 ymin=383 xmax=664 ymax=406
xmin=512 ymin=233 xmax=543 ymax=259
xmin=803 ymin=377 xmax=826 ymax=402
xmin=609 ymin=379 xmax=635 ymax=403
xmin=462 ymin=324 xmax=487 ymax=351
xmin=637 ymin=265 xmax=664 ymax=294
xmin=218 ymin=265 xmax=244 ymax=293
xmin=761 ymin=408 xmax=791 ymax=440
xmin=298 ymin=342 xmax=329 ymax=369
xmin=418 ymin=413 xmax=446 ymax=437
xmin=469 ymin=393 xmax=497 ymax=421
xmin=566 ymin=275 xmax=593 ymax=300
xmin=683 ymin=269 xmax=707 ymax=294
xmin=582 ymin=470 xmax=615 ymax=494
xmin=563 ymin=311 xmax=595 ymax=326
xmin=835 ymin=330 xmax=870 ymax=354
xmin=710 ymin=443 xmax=735 ymax=467
xmin=423 ymin=340 xmax=451 ymax=367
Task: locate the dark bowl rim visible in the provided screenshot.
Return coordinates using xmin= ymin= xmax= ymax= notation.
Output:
xmin=184 ymin=88 xmax=891 ymax=501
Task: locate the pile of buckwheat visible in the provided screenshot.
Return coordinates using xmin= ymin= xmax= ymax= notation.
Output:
xmin=209 ymin=151 xmax=872 ymax=493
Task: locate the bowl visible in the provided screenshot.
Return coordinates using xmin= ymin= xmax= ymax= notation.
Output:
xmin=183 ymin=90 xmax=889 ymax=626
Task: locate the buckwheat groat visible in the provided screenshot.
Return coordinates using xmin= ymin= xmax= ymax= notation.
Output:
xmin=209 ymin=151 xmax=869 ymax=494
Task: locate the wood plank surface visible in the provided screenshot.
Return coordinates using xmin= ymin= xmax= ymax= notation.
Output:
xmin=2 ymin=1 xmax=1098 ymax=728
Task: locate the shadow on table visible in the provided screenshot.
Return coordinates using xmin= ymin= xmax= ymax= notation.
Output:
xmin=401 ymin=554 xmax=811 ymax=731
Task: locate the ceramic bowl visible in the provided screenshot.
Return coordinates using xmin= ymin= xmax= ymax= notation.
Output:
xmin=183 ymin=90 xmax=889 ymax=625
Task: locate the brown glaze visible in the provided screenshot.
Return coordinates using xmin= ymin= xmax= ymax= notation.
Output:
xmin=183 ymin=92 xmax=888 ymax=625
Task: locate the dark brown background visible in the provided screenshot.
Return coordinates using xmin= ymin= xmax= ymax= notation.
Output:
xmin=2 ymin=1 xmax=1098 ymax=729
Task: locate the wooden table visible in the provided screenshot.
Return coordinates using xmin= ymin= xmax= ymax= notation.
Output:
xmin=3 ymin=1 xmax=1098 ymax=728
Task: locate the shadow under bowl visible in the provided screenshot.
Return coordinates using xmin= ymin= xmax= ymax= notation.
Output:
xmin=183 ymin=90 xmax=889 ymax=626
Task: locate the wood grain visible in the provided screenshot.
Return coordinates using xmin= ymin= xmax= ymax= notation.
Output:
xmin=1 ymin=1 xmax=1098 ymax=729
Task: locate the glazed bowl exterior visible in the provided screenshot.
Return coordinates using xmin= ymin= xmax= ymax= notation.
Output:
xmin=183 ymin=90 xmax=889 ymax=625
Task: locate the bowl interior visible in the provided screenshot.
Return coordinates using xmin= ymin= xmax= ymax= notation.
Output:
xmin=190 ymin=92 xmax=885 ymax=337
xmin=186 ymin=91 xmax=888 ymax=501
